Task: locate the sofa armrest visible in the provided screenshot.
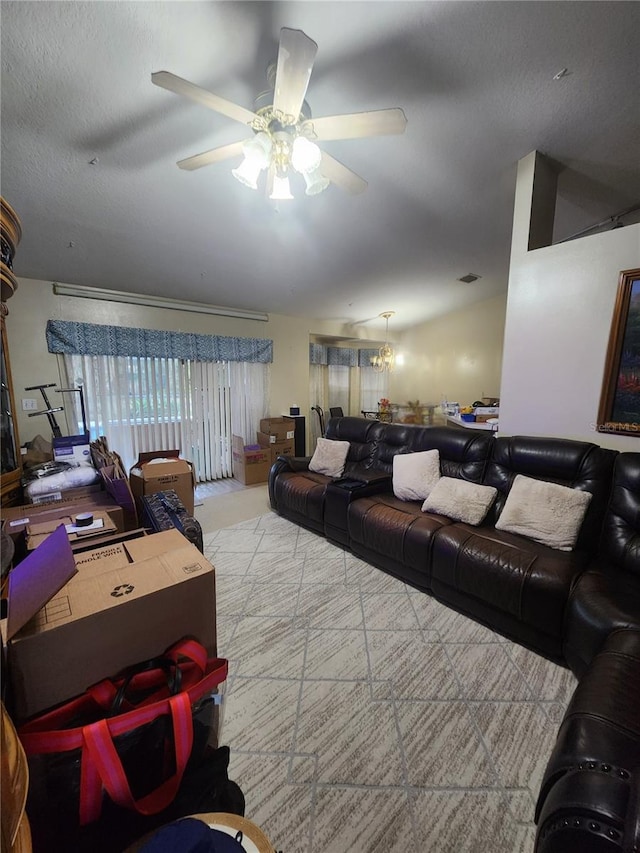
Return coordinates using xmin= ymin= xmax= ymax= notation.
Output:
xmin=344 ymin=468 xmax=391 ymax=486
xmin=268 ymin=455 xmax=313 ymax=510
xmin=324 ymin=474 xmax=393 ymax=546
xmin=281 ymin=455 xmax=313 ymax=472
xmin=535 ymin=767 xmax=633 ymax=852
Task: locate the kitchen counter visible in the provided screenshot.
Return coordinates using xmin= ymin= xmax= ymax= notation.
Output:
xmin=446 ymin=415 xmax=498 ymax=431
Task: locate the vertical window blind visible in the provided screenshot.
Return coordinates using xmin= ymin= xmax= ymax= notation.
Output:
xmin=48 ymin=320 xmax=272 ymax=482
xmin=61 ymin=354 xmax=241 ymax=481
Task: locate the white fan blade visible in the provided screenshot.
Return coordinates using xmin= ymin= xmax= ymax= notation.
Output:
xmin=303 ymin=108 xmax=407 ymax=141
xmin=272 ymin=28 xmax=318 ymax=121
xmin=152 ymin=71 xmax=258 ymax=127
xmin=177 ymin=140 xmax=247 ymax=171
xmin=320 ymin=152 xmax=368 ymax=195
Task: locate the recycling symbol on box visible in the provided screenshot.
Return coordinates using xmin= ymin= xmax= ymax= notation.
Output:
xmin=111 ymin=584 xmax=135 ymax=598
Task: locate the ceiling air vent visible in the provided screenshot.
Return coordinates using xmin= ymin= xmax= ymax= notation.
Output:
xmin=457 ymin=273 xmax=482 ymax=284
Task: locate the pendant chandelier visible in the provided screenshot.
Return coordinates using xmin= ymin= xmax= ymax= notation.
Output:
xmin=371 ymin=311 xmax=396 ymax=373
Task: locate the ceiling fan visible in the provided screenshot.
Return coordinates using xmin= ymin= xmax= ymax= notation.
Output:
xmin=151 ymin=27 xmax=407 ymax=199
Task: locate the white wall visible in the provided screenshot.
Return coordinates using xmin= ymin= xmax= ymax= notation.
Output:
xmin=6 ymin=278 xmax=336 ymax=448
xmin=389 ymin=294 xmax=507 ymax=408
xmin=9 ymin=280 xmax=508 ymax=452
xmin=499 ymin=152 xmax=640 ymax=450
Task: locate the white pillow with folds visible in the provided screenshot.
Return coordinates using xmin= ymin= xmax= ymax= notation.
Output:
xmin=495 ymin=474 xmax=592 ymax=551
xmin=309 ymin=437 xmax=350 ymax=478
xmin=422 ymin=476 xmax=497 ymax=526
xmin=393 ymin=449 xmax=441 ymax=501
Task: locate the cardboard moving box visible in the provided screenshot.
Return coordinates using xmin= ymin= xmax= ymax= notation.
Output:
xmin=2 ymin=493 xmax=125 ymax=539
xmin=129 ymin=450 xmax=195 ymax=515
xmin=259 ymin=417 xmax=295 ymax=443
xmin=5 ymin=525 xmax=216 ymax=721
xmin=52 ymin=434 xmax=92 ymax=467
xmin=256 ymin=434 xmax=295 ymax=465
xmin=25 ymin=510 xmax=118 ymax=550
xmin=232 ymin=435 xmax=270 ymax=485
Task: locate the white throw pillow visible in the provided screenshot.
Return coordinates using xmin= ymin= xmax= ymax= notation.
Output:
xmin=393 ymin=449 xmax=441 ymax=501
xmin=422 ymin=477 xmax=497 ymax=526
xmin=495 ymin=474 xmax=592 ymax=551
xmin=308 ymin=438 xmax=350 ymax=478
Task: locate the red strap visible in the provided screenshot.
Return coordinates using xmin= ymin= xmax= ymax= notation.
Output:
xmin=81 ymin=692 xmax=193 ymax=817
xmin=79 ymin=742 xmax=103 ymax=825
xmin=164 ymin=638 xmax=208 ymax=672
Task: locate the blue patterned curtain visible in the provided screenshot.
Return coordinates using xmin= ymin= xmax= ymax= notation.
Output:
xmin=46 ymin=320 xmax=273 ymax=363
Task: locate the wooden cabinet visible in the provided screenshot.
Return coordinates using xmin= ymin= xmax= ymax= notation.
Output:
xmin=1 ymin=197 xmax=23 ymax=507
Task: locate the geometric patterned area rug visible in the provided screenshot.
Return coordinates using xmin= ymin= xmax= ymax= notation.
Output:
xmin=204 ymin=511 xmax=577 ymax=853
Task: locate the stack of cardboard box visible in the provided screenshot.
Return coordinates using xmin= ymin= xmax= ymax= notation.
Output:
xmin=2 ymin=524 xmax=217 ymax=723
xmin=231 ymin=417 xmax=296 ymax=485
xmin=256 ymin=417 xmax=295 ymax=465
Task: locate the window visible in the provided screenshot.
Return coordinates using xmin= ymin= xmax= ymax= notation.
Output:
xmin=60 ymin=353 xmax=268 ymax=481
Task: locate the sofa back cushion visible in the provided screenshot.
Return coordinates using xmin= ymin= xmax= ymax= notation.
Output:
xmin=483 ymin=436 xmax=618 ymax=552
xmin=407 ymin=426 xmax=493 ymax=482
xmin=600 ymin=451 xmax=640 ymax=575
xmin=325 ymin=416 xmax=384 ymax=469
xmin=367 ymin=422 xmax=416 ymax=473
xmin=324 ymin=419 xmax=494 ymax=479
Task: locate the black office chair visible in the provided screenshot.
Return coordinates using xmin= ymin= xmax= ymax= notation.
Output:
xmin=311 ymin=405 xmax=326 ymax=437
xmin=329 ymin=407 xmax=344 ymax=418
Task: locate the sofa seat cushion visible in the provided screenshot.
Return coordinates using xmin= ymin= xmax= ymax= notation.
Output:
xmin=272 ymin=470 xmax=332 ymax=529
xmin=348 ymin=493 xmax=455 ymax=575
xmin=430 ymin=523 xmax=591 ymax=643
xmin=563 ymin=569 xmax=640 ymax=677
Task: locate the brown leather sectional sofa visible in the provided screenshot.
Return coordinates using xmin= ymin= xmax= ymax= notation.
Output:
xmin=268 ymin=416 xmax=640 ymax=852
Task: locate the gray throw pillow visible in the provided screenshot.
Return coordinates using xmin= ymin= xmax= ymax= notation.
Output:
xmin=309 ymin=438 xmax=350 ymax=478
xmin=422 ymin=477 xmax=497 ymax=526
xmin=495 ymin=474 xmax=592 ymax=551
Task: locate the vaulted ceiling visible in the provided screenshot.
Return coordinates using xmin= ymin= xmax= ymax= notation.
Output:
xmin=2 ymin=1 xmax=639 ymax=332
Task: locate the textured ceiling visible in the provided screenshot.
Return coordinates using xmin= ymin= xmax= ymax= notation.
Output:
xmin=2 ymin=1 xmax=639 ymax=332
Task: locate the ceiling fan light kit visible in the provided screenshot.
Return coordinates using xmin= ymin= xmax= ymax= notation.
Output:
xmin=152 ymin=27 xmax=407 ymax=201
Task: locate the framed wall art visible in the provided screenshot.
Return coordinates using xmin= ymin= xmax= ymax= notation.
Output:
xmin=597 ymin=267 xmax=640 ymax=436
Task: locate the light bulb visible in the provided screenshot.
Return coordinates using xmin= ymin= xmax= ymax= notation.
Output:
xmin=291 ymin=136 xmax=322 ymax=174
xmin=303 ymin=167 xmax=330 ymax=196
xmin=231 ymin=132 xmax=272 ymax=189
xmin=243 ymin=131 xmax=273 ymax=167
xmin=269 ymin=174 xmax=293 ymax=201
xmin=232 ymin=157 xmax=263 ymax=190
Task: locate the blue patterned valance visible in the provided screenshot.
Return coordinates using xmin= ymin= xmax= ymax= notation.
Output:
xmin=47 ymin=320 xmax=273 ymax=364
xmin=309 ymin=343 xmax=328 ymax=365
xmin=358 ymin=349 xmax=380 ymax=367
xmin=309 ymin=344 xmax=358 ymax=367
xmin=310 ymin=343 xmax=378 ymax=368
